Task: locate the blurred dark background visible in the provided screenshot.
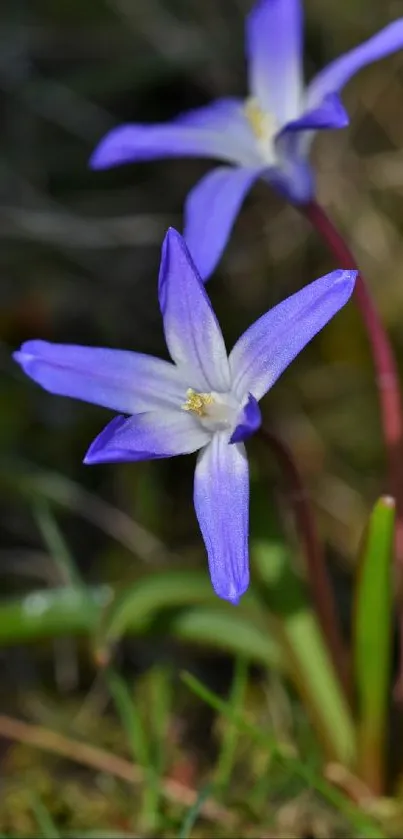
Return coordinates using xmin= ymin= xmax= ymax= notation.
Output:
xmin=1 ymin=0 xmax=403 ymax=834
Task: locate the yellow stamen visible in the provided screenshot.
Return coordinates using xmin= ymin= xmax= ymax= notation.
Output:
xmin=245 ymin=96 xmax=277 ymax=142
xmin=182 ymin=388 xmax=214 ymax=418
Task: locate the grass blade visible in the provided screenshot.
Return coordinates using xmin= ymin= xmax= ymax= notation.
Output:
xmin=30 ymin=792 xmax=60 ymax=839
xmin=215 ymin=657 xmax=248 ymax=791
xmin=107 ymin=668 xmax=160 ymax=832
xmin=33 ymin=500 xmax=85 ymax=591
xmin=353 ymin=495 xmax=395 ymax=795
xmin=178 ymin=785 xmax=212 ymax=839
xmin=181 ymin=672 xmax=384 ymax=838
xmin=253 ymin=538 xmax=356 ymax=767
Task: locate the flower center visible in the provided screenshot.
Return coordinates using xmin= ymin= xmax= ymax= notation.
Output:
xmin=244 ymin=97 xmax=278 ymax=162
xmin=182 ymin=388 xmax=214 ymax=417
xmin=182 ymin=388 xmax=239 ymax=433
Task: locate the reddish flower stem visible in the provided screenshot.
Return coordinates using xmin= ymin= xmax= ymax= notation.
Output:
xmin=259 ymin=426 xmax=350 ymax=701
xmin=303 ymin=200 xmax=403 ymax=697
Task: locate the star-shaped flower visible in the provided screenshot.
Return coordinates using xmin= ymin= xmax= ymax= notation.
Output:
xmin=90 ymin=0 xmax=403 ymax=279
xmin=14 ymin=229 xmax=356 ymax=603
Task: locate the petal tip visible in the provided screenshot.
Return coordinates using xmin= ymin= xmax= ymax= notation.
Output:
xmin=13 ymin=344 xmax=37 ymax=372
xmin=166 ymin=226 xmax=183 ymax=241
xmin=83 ymin=439 xmax=102 ymax=465
xmin=230 ymin=394 xmax=262 ymax=443
xmin=88 ymin=150 xmax=104 ymax=171
xmin=214 ymin=576 xmax=249 ymax=605
xmin=83 ymin=416 xmax=128 ymax=465
xmin=337 ymin=268 xmax=358 ymax=297
xmin=88 ymin=139 xmax=111 ymax=170
xmin=246 ymin=0 xmax=272 ymax=29
xmin=12 ymin=350 xmax=24 ymax=365
xmin=89 ymin=127 xmax=133 ymax=170
xmin=158 ymin=224 xmax=203 ymax=317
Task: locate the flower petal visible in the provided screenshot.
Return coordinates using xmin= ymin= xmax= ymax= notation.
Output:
xmin=270 ymin=93 xmax=348 ymax=200
xmin=158 ymin=228 xmax=231 ymax=392
xmin=280 ymin=93 xmax=349 ymax=133
xmin=194 ymin=433 xmax=249 ymax=603
xmin=14 ymin=340 xmax=187 ymax=413
xmin=263 ymin=153 xmax=315 ymax=204
xmin=307 ymin=19 xmax=403 ymax=108
xmin=89 ymin=98 xmax=254 ymax=169
xmin=84 ymin=411 xmax=209 ymax=464
xmin=230 ymin=269 xmax=357 ymax=402
xmin=246 ymin=0 xmax=303 ymax=123
xmin=230 ymin=394 xmax=261 ymax=444
xmin=184 ymin=166 xmax=262 ymax=281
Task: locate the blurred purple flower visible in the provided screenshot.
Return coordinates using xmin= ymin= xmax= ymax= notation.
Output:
xmin=14 ymin=229 xmax=356 ymax=603
xmin=90 ymin=0 xmax=403 ymax=279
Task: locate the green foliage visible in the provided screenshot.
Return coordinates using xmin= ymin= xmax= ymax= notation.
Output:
xmin=181 ymin=671 xmax=384 ymax=838
xmin=107 ymin=668 xmax=165 ymax=832
xmin=353 ymin=496 xmax=395 ymax=795
xmin=178 ymin=785 xmax=212 ymax=839
xmin=252 ymin=534 xmax=356 ymax=766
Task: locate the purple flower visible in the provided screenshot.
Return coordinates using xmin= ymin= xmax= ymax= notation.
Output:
xmin=14 ymin=229 xmax=356 ymax=603
xmin=90 ymin=0 xmax=403 ymax=279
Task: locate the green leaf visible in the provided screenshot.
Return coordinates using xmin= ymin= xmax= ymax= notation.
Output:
xmin=353 ymin=495 xmax=395 ymax=795
xmin=177 ymin=784 xmax=212 ymax=839
xmin=33 ymin=500 xmax=86 ymax=591
xmin=30 ymin=792 xmax=60 ymax=839
xmin=107 ymin=669 xmax=160 ymax=832
xmin=0 ymin=581 xmax=282 ymax=673
xmin=252 ymin=537 xmax=356 ymax=767
xmin=215 ymin=657 xmax=248 ymax=791
xmin=0 ymin=587 xmax=107 ymax=644
xmin=182 ymin=672 xmax=384 ymax=839
xmin=168 ymin=606 xmax=282 ymax=670
xmin=0 ymin=459 xmax=162 ymax=558
xmin=97 ymin=570 xmax=215 ymax=652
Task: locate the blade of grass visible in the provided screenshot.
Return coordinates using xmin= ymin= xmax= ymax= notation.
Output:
xmin=215 ymin=657 xmax=248 ymax=792
xmin=0 ymin=713 xmax=237 ymax=829
xmin=0 ymin=586 xmax=108 ymax=643
xmin=253 ymin=537 xmax=356 ymax=767
xmin=30 ymin=792 xmax=60 ymax=839
xmin=97 ymin=570 xmax=216 ymax=651
xmin=106 ymin=668 xmax=160 ymax=832
xmin=178 ymin=784 xmax=212 ymax=839
xmin=166 ymin=605 xmax=282 ymax=670
xmin=0 ymin=584 xmax=281 ymax=676
xmin=148 ymin=665 xmax=173 ymax=780
xmin=1 ymin=460 xmax=172 ymax=562
xmin=33 ymin=499 xmax=85 ymax=591
xmin=181 ymin=671 xmax=385 ymax=839
xmin=353 ymin=496 xmax=395 ymax=795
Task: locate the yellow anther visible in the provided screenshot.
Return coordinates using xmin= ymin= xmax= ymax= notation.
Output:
xmin=245 ymin=97 xmax=277 ymax=143
xmin=182 ymin=388 xmax=214 ymax=418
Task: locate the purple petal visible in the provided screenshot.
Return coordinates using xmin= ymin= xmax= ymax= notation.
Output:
xmin=158 ymin=228 xmax=231 ymax=392
xmin=84 ymin=411 xmax=209 ymax=465
xmin=246 ymin=0 xmax=303 ymax=123
xmin=280 ymin=93 xmax=349 ymax=133
xmin=230 ymin=394 xmax=261 ymax=443
xmin=90 ymin=98 xmax=253 ymax=170
xmin=13 ymin=340 xmax=187 ymax=413
xmin=307 ymin=19 xmax=403 ymax=107
xmin=184 ymin=166 xmax=262 ymax=281
xmin=263 ymin=154 xmax=315 ymax=204
xmin=229 ymin=269 xmax=357 ymax=402
xmin=194 ymin=434 xmax=250 ymax=603
xmin=270 ymin=93 xmax=348 ymax=201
